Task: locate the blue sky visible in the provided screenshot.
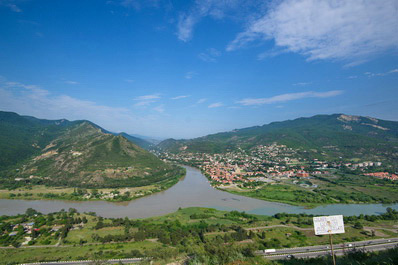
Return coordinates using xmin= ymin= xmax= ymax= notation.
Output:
xmin=0 ymin=0 xmax=397 ymax=139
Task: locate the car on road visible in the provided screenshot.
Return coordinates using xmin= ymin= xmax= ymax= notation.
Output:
xmin=263 ymin=249 xmax=276 ymax=254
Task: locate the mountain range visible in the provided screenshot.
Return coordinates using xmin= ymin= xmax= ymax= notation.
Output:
xmin=0 ymin=111 xmax=181 ymax=189
xmin=158 ymin=114 xmax=398 ymax=164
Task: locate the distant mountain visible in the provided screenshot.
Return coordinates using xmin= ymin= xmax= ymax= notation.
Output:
xmin=112 ymin=132 xmax=153 ymax=150
xmin=0 ymin=111 xmax=181 ymax=188
xmin=158 ymin=114 xmax=398 ymax=163
xmin=127 ymin=133 xmax=164 ymax=145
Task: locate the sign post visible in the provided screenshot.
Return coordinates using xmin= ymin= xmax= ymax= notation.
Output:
xmin=313 ymin=215 xmax=345 ymax=265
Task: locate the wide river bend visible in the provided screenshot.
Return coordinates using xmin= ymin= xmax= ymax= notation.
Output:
xmin=1 ymin=166 xmax=397 ymax=218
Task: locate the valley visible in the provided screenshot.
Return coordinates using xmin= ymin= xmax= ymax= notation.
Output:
xmin=158 ymin=114 xmax=398 ymax=207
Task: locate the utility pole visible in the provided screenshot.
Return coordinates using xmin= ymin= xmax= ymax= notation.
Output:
xmin=329 ymin=233 xmax=336 ymax=265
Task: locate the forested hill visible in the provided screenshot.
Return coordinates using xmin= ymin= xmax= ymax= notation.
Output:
xmin=116 ymin=132 xmax=152 ymax=150
xmin=158 ymin=114 xmax=398 ymax=162
xmin=0 ymin=111 xmax=182 ymax=188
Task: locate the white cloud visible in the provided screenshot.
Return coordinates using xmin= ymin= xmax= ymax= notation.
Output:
xmin=198 ymin=48 xmax=221 ymax=62
xmin=65 ymin=81 xmax=79 ymax=85
xmin=0 ymin=0 xmax=22 ymax=12
xmin=119 ymin=0 xmax=160 ymax=10
xmin=133 ymin=93 xmax=160 ymax=107
xmin=0 ymin=78 xmax=205 ymax=139
xmin=4 ymin=81 xmax=40 ymax=90
xmin=153 ymin=104 xmax=165 ymax=113
xmin=227 ymin=0 xmax=398 ymax=63
xmin=237 ymin=90 xmax=343 ymax=106
xmin=197 ymin=98 xmax=207 ymax=104
xmin=177 ymin=14 xmax=197 ymax=42
xmin=364 ymin=68 xmax=398 ymax=77
xmin=134 ymin=94 xmax=160 ymax=101
xmin=293 ymin=82 xmax=312 ymax=86
xmin=0 ymin=80 xmax=139 ymax=132
xmin=208 ymin=102 xmax=224 ymax=108
xmin=176 ymin=0 xmax=260 ymax=42
xmin=185 ymin=71 xmax=197 ymax=79
xmin=171 ymin=95 xmax=190 ymax=100
xmin=134 ymin=100 xmax=156 ymax=107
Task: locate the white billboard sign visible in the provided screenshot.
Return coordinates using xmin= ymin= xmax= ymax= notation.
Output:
xmin=313 ymin=215 xmax=345 ymax=235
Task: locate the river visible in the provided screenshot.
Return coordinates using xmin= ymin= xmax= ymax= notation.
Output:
xmin=1 ymin=166 xmax=397 ymax=218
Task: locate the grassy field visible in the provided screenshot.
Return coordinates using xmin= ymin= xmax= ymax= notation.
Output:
xmin=0 ymin=241 xmax=162 ymax=264
xmin=219 ymin=172 xmax=398 ymax=207
xmin=0 ymin=185 xmax=158 ymax=202
xmin=1 ymin=207 xmax=397 ymax=264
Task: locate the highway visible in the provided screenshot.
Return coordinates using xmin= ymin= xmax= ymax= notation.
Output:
xmin=257 ymin=237 xmax=398 ymax=260
xmin=19 ymin=238 xmax=398 ymax=264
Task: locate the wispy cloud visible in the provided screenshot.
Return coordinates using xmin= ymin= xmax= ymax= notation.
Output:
xmin=65 ymin=81 xmax=79 ymax=85
xmin=197 ymin=98 xmax=207 ymax=104
xmin=176 ymin=0 xmax=260 ymax=42
xmin=293 ymin=82 xmax=312 ymax=86
xmin=364 ymin=68 xmax=398 ymax=77
xmin=134 ymin=94 xmax=160 ymax=101
xmin=0 ymin=0 xmax=22 ymax=12
xmin=257 ymin=48 xmax=287 ymax=60
xmin=177 ymin=14 xmax=198 ymax=42
xmin=208 ymin=102 xmax=224 ymax=108
xmin=171 ymin=95 xmax=190 ymax=100
xmin=133 ymin=93 xmax=160 ymax=107
xmin=118 ymin=0 xmax=160 ymax=10
xmin=227 ymin=0 xmax=398 ymax=64
xmin=198 ymin=48 xmax=221 ymax=62
xmin=0 ymin=79 xmax=140 ymax=132
xmin=185 ymin=71 xmax=197 ymax=79
xmin=153 ymin=104 xmax=165 ymax=113
xmin=237 ymin=90 xmax=343 ymax=106
xmin=125 ymin=79 xmax=135 ymax=83
xmin=4 ymin=81 xmax=40 ymax=90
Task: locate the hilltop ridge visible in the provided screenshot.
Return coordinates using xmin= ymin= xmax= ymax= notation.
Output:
xmin=158 ymin=113 xmax=398 ymax=163
xmin=0 ymin=111 xmax=183 ymax=189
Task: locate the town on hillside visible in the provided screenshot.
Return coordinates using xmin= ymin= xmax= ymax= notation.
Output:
xmin=156 ymin=143 xmax=396 ymax=188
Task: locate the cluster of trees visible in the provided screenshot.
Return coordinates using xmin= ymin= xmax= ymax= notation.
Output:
xmin=90 ymin=216 xmax=259 ymax=249
xmin=0 ymin=208 xmax=89 ymax=247
xmin=344 ymin=207 xmax=398 ymax=223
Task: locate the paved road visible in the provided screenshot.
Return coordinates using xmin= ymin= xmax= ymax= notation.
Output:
xmin=18 ymin=238 xmax=398 ymax=264
xmin=21 ymin=258 xmax=144 ymax=265
xmin=257 ymin=237 xmax=398 ymax=260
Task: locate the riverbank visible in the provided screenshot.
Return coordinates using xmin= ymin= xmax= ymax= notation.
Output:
xmin=1 ymin=166 xmax=398 ymax=219
xmin=0 ymin=167 xmax=185 ymax=203
xmin=186 ymin=162 xmax=398 ymax=208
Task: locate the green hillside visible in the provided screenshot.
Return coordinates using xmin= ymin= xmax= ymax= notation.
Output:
xmin=158 ymin=114 xmax=398 ymax=163
xmin=0 ymin=111 xmax=79 ymax=171
xmin=118 ymin=132 xmax=153 ymax=150
xmin=0 ymin=111 xmax=183 ymax=189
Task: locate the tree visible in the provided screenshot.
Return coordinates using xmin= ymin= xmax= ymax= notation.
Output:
xmin=353 ymin=222 xmax=363 ymax=229
xmin=25 ymin=208 xmax=38 ymax=217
